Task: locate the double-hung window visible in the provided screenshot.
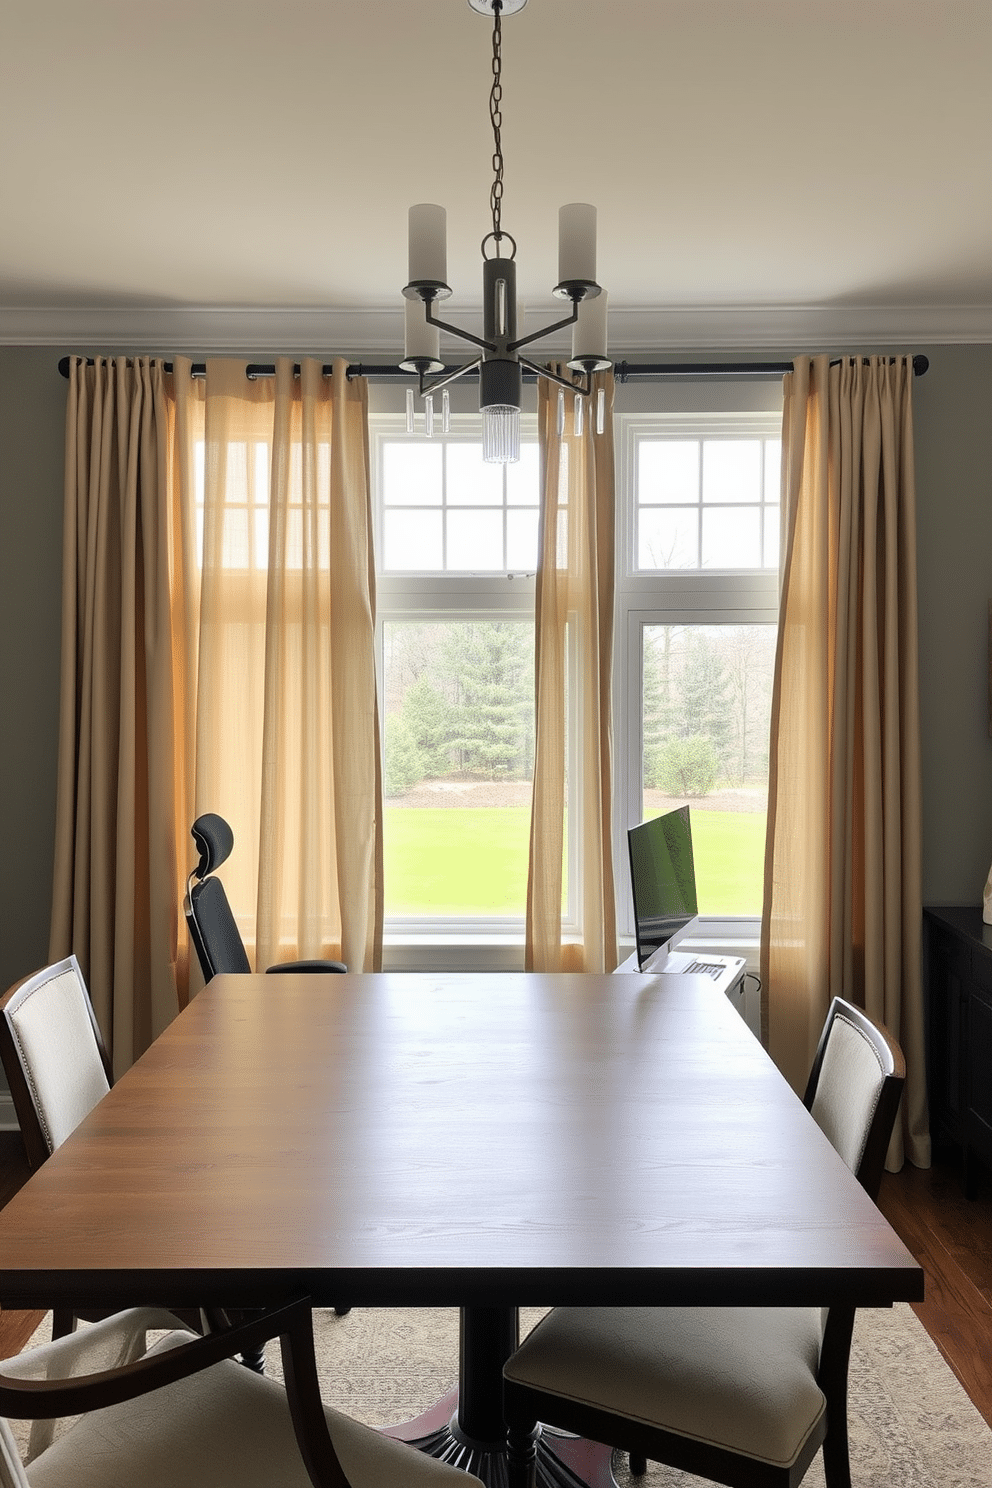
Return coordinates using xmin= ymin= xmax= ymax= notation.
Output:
xmin=615 ymin=402 xmax=782 ymax=964
xmin=373 ymin=412 xmax=541 ymax=959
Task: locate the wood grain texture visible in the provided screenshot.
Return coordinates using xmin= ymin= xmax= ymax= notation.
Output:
xmin=0 ymin=974 xmax=921 ymax=1315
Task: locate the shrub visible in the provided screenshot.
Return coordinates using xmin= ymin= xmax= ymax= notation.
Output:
xmin=649 ymin=735 xmax=718 ymax=797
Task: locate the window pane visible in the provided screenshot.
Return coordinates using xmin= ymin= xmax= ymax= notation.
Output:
xmin=383 ymin=509 xmax=442 ymax=570
xmin=764 ymin=440 xmax=781 ymax=503
xmin=763 ymin=506 xmax=780 ymax=570
xmin=382 ymin=621 xmax=535 ymax=917
xmin=447 ymin=509 xmax=504 ymax=570
xmin=638 ymin=507 xmax=699 ymax=569
xmin=701 ymin=507 xmax=761 ymax=568
xmin=638 ymin=441 xmax=699 ymax=503
xmin=642 ymin=623 xmax=774 ymax=916
xmin=702 ymin=440 xmax=761 ymax=503
xmin=446 ymin=444 xmax=503 ymax=506
xmin=383 ymin=443 xmax=443 ymax=506
xmin=507 ymin=508 xmax=539 ymax=570
xmin=506 ymin=442 xmax=539 ymax=504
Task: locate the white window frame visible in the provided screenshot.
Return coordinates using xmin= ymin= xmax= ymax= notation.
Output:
xmin=614 ymin=410 xmax=782 ymax=966
xmin=372 ymin=412 xmax=584 ymax=964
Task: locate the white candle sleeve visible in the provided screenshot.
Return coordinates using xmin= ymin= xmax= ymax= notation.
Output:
xmin=405 ymin=297 xmax=440 ymax=361
xmin=572 ymin=291 xmax=608 ymax=360
xmin=558 ymin=203 xmax=597 ymax=285
xmin=408 ymin=204 xmax=447 ymax=284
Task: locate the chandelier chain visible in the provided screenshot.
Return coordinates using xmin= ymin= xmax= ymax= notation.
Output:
xmin=489 ymin=1 xmax=504 ymax=245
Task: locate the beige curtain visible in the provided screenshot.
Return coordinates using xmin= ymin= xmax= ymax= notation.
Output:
xmin=761 ymin=354 xmax=929 ymax=1169
xmin=172 ymin=357 xmax=382 ymax=978
xmin=51 ymin=357 xmax=183 ymax=1074
xmin=526 ymin=371 xmax=617 ymax=972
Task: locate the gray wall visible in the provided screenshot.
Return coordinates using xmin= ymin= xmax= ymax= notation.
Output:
xmin=1 ymin=343 xmax=990 ymax=997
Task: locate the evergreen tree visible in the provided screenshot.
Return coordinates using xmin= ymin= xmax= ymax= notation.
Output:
xmin=443 ymin=622 xmax=533 ymax=780
xmin=400 ymin=675 xmax=455 ymax=778
xmin=675 ymin=629 xmax=732 ymax=768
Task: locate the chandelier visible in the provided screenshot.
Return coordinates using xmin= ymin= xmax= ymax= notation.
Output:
xmin=400 ymin=0 xmax=610 ymax=464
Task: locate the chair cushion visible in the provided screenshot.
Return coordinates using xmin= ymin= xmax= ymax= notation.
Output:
xmin=26 ymin=1331 xmax=475 ymax=1488
xmin=504 ymin=1305 xmax=826 ymax=1470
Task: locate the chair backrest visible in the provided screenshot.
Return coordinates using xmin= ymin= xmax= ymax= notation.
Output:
xmin=803 ymin=996 xmax=906 ymax=1201
xmin=183 ymin=814 xmax=252 ymax=981
xmin=0 ymin=956 xmax=112 ymax=1171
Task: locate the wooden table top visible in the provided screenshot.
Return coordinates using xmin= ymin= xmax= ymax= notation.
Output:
xmin=0 ymin=972 xmax=922 ymax=1314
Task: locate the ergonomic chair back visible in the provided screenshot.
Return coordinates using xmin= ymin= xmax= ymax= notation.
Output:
xmin=184 ymin=813 xmax=346 ymax=981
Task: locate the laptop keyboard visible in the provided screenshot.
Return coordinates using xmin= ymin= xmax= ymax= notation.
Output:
xmin=684 ymin=959 xmax=725 ymax=980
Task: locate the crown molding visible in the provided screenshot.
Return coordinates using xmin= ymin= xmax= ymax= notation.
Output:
xmin=2 ymin=301 xmax=991 ymax=352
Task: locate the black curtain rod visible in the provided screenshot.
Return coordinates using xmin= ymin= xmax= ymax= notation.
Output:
xmin=57 ymin=354 xmax=929 ymax=381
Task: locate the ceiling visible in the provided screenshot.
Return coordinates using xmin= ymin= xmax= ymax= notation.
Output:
xmin=2 ymin=0 xmax=991 ymax=351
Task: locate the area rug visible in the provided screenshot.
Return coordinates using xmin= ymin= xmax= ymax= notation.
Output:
xmin=24 ymin=1302 xmax=992 ymax=1485
xmin=261 ymin=1303 xmax=991 ymax=1488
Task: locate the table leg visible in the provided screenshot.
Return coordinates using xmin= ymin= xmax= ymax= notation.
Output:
xmin=383 ymin=1306 xmax=616 ymax=1487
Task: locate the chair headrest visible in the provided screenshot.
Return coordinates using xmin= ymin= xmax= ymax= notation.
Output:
xmin=190 ymin=814 xmax=235 ymax=881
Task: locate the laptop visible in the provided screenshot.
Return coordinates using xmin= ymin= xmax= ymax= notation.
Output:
xmin=627 ymin=806 xmax=746 ymax=1007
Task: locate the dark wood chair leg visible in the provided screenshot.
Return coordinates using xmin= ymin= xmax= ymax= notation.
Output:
xmin=50 ymin=1308 xmax=75 ymax=1340
xmin=629 ymin=1452 xmax=648 ymax=1475
xmin=821 ymin=1422 xmax=852 ymax=1488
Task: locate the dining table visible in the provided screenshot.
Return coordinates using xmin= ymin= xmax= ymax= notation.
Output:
xmin=0 ymin=970 xmax=923 ymax=1486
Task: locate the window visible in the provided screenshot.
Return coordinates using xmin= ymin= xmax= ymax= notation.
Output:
xmin=373 ymin=392 xmax=783 ymax=962
xmin=374 ymin=417 xmax=541 ymax=939
xmin=616 ymin=411 xmax=782 ymax=949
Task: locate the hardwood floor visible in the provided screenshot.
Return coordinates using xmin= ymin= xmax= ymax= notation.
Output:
xmin=0 ymin=1132 xmax=990 ymax=1431
xmin=877 ymin=1145 xmax=992 ymax=1428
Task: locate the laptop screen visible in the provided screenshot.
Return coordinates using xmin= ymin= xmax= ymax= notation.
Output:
xmin=627 ymin=806 xmax=699 ymax=971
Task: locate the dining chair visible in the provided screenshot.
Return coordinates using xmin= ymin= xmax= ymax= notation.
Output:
xmin=0 ymin=1298 xmax=482 ymax=1488
xmin=184 ymin=813 xmax=348 ymax=981
xmin=503 ymin=996 xmax=906 ymax=1488
xmin=0 ymin=957 xmax=208 ymax=1349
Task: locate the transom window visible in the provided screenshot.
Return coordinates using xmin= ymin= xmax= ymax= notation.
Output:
xmin=381 ymin=440 xmax=539 ymax=572
xmin=634 ymin=425 xmax=781 ymax=572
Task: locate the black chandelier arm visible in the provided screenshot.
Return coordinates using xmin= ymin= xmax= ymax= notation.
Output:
xmin=517 ymin=356 xmax=592 ymax=398
xmin=418 ymin=355 xmax=484 ymax=398
xmin=423 ymin=302 xmax=496 ymax=354
xmin=508 ymin=302 xmax=581 ymax=354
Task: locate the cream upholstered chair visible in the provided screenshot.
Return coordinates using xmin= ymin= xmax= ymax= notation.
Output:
xmin=0 ymin=958 xmax=214 ymax=1353
xmin=503 ymin=997 xmax=906 ymax=1488
xmin=0 ymin=1299 xmax=481 ymax=1488
xmin=0 ymin=957 xmax=114 ymax=1349
xmin=0 ymin=955 xmax=111 ymax=1173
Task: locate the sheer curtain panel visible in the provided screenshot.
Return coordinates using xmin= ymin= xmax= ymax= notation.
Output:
xmin=51 ymin=357 xmax=183 ymax=1073
xmin=761 ymin=354 xmax=929 ymax=1169
xmin=172 ymin=357 xmax=382 ymax=977
xmin=526 ymin=371 xmax=617 ymax=972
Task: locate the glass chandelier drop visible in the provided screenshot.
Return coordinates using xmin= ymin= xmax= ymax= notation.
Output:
xmin=400 ymin=0 xmax=610 ymax=463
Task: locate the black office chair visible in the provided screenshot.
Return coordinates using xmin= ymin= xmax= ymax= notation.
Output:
xmin=184 ymin=813 xmax=348 ymax=982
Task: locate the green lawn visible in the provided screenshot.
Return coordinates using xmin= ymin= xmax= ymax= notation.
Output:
xmin=384 ymin=805 xmax=766 ymax=917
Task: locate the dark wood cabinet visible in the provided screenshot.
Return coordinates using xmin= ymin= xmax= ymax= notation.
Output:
xmin=924 ymin=905 xmax=992 ymax=1195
